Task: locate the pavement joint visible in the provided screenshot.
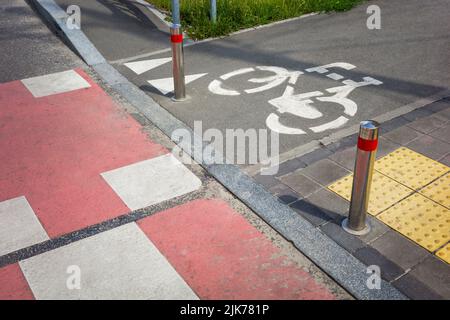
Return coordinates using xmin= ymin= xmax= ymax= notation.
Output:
xmin=30 ymin=0 xmax=450 ymax=299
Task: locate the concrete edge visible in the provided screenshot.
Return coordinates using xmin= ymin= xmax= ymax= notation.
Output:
xmin=34 ymin=0 xmax=407 ymax=300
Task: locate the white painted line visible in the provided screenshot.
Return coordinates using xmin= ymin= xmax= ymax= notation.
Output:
xmin=124 ymin=58 xmax=172 ymax=75
xmin=19 ymin=223 xmax=198 ymax=299
xmin=21 ymin=70 xmax=91 ymax=98
xmin=0 ymin=196 xmax=49 ymax=256
xmin=101 ymin=154 xmax=201 ymax=210
xmin=148 ymin=73 xmax=207 ymax=95
xmin=220 ymin=67 xmax=254 ymax=80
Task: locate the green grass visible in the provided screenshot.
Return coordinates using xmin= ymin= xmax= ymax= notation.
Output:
xmin=147 ymin=0 xmax=365 ymax=40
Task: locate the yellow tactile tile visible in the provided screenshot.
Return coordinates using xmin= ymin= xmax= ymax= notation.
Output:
xmin=378 ymin=193 xmax=450 ymax=252
xmin=327 ymin=171 xmax=413 ymax=216
xmin=375 ymin=147 xmax=449 ymax=190
xmin=436 ymin=243 xmax=450 ymax=264
xmin=419 ymin=173 xmax=450 ymax=209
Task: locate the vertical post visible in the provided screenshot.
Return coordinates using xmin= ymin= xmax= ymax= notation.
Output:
xmin=170 ymin=23 xmax=186 ymax=101
xmin=342 ymin=120 xmax=380 ymax=235
xmin=171 ymin=0 xmax=180 ymax=25
xmin=210 ymin=0 xmax=217 ymax=23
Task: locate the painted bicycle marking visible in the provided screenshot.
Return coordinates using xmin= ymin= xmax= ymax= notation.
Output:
xmin=208 ymin=62 xmax=383 ymax=135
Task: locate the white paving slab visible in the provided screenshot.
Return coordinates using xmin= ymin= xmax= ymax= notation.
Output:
xmin=101 ymin=153 xmax=201 ymax=210
xmin=148 ymin=73 xmax=208 ymax=95
xmin=0 ymin=196 xmax=49 ymax=256
xmin=125 ymin=58 xmax=172 ymax=75
xmin=19 ymin=223 xmax=198 ymax=300
xmin=21 ymin=70 xmax=91 ymax=97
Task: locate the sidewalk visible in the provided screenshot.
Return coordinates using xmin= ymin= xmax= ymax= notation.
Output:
xmin=0 ymin=1 xmax=347 ymax=299
xmin=254 ymin=98 xmax=450 ymax=299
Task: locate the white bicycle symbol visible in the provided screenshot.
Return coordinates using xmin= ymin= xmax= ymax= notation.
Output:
xmin=208 ymin=63 xmax=383 ymax=135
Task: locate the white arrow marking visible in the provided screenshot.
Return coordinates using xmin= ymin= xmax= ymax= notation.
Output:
xmin=266 ymin=113 xmax=306 ymax=135
xmin=208 ymin=80 xmax=240 ymax=96
xmin=125 ymin=58 xmax=172 ymax=75
xmin=309 ymin=116 xmax=349 ymax=133
xmin=148 ymin=73 xmax=208 ymax=95
xmin=268 ymin=86 xmax=323 ymax=119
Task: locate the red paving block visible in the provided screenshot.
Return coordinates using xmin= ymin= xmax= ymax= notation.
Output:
xmin=0 ymin=264 xmax=34 ymax=300
xmin=0 ymin=69 xmax=167 ymax=237
xmin=138 ymin=199 xmax=335 ymax=300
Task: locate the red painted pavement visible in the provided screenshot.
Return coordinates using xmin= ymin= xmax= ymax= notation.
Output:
xmin=138 ymin=199 xmax=335 ymax=300
xmin=0 ymin=264 xmax=34 ymax=300
xmin=0 ymin=69 xmax=167 ymax=237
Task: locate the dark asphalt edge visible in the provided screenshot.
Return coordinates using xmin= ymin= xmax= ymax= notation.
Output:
xmin=32 ymin=0 xmax=407 ymax=300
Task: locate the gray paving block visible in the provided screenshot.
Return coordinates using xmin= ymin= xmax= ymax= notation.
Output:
xmin=439 ymin=153 xmax=450 ymax=166
xmin=253 ymin=173 xmax=279 ymax=189
xmin=376 ymin=137 xmax=401 ymax=159
xmin=268 ymin=183 xmax=299 ymax=205
xmin=393 ymin=273 xmax=444 ymax=300
xmin=427 ymin=99 xmax=450 ymax=113
xmin=300 ymin=159 xmax=350 ymax=187
xmin=290 ymin=199 xmax=332 ymax=227
xmin=320 ymin=221 xmax=366 ymax=253
xmin=380 ymin=117 xmax=410 ymax=133
xmin=406 ymin=115 xmax=447 ymax=134
xmin=306 ymin=188 xmax=349 ymax=222
xmin=279 ymin=172 xmax=322 ymax=198
xmin=354 ymin=246 xmax=405 ymax=282
xmin=406 ymin=135 xmax=450 ymax=160
xmin=407 ymin=256 xmax=450 ymax=299
xmin=428 ymin=124 xmax=450 ymax=143
xmin=382 ymin=126 xmax=423 ymax=146
xmin=275 ymin=158 xmax=307 ymax=177
xmin=371 ymin=231 xmax=429 ymax=270
xmin=298 ymin=147 xmax=333 ymax=165
xmin=328 ymin=147 xmax=356 ymax=171
xmin=435 ymin=107 xmax=450 ymax=120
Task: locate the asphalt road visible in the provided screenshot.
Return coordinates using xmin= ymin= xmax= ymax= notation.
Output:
xmin=111 ymin=0 xmax=450 ymax=157
xmin=0 ymin=0 xmax=83 ymax=83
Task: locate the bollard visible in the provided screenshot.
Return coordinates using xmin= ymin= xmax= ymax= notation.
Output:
xmin=210 ymin=0 xmax=217 ymax=23
xmin=170 ymin=23 xmax=186 ymax=101
xmin=342 ymin=120 xmax=380 ymax=235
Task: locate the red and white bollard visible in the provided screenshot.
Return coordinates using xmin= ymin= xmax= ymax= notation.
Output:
xmin=342 ymin=120 xmax=380 ymax=235
xmin=170 ymin=23 xmax=186 ymax=101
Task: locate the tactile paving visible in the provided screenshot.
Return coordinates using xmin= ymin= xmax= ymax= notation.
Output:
xmin=378 ymin=193 xmax=450 ymax=252
xmin=419 ymin=173 xmax=450 ymax=209
xmin=375 ymin=147 xmax=449 ymax=190
xmin=436 ymin=243 xmax=450 ymax=264
xmin=327 ymin=171 xmax=413 ymax=216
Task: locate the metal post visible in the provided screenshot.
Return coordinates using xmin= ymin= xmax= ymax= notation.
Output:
xmin=171 ymin=0 xmax=180 ymax=25
xmin=342 ymin=120 xmax=380 ymax=235
xmin=210 ymin=0 xmax=217 ymax=23
xmin=170 ymin=23 xmax=186 ymax=101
